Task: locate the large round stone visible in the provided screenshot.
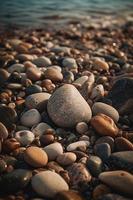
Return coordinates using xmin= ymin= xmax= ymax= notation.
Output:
xmin=47 ymin=84 xmax=92 ymax=128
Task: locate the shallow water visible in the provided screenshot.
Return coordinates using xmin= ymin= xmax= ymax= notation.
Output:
xmin=0 ymin=0 xmax=133 ymax=28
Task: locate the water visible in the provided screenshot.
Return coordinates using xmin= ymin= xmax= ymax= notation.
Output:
xmin=0 ymin=0 xmax=133 ymax=28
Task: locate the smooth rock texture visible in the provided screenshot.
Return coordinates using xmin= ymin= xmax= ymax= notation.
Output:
xmin=87 ymin=156 xmax=103 ymax=177
xmin=47 ymin=84 xmax=92 ymax=128
xmin=44 ymin=68 xmax=63 ymax=82
xmin=32 ymin=56 xmax=51 ymax=67
xmin=92 ymin=102 xmax=119 ymax=122
xmin=25 ymin=92 xmax=51 ymax=110
xmin=56 ymin=152 xmax=77 ymax=166
xmin=20 ymin=109 xmax=41 ymax=127
xmin=43 ymin=142 xmax=63 ymax=161
xmin=99 ymin=170 xmax=133 ymax=197
xmin=115 ymin=137 xmax=133 ymax=151
xmin=95 ymin=136 xmax=114 ymax=152
xmin=24 ymin=146 xmax=48 ymax=167
xmin=67 ymin=141 xmax=90 ymax=151
xmin=93 ymin=184 xmax=111 ymax=200
xmin=94 ymin=143 xmax=111 ymax=162
xmin=32 ymin=122 xmax=52 ymax=137
xmin=31 ymin=171 xmax=69 ymax=197
xmin=0 ymin=69 xmax=9 ymax=86
xmin=0 ymin=122 xmax=8 ymax=139
xmin=90 ymin=114 xmax=119 ymax=137
xmin=0 ymin=169 xmax=32 ymax=194
xmin=26 ymin=67 xmax=42 ymax=81
xmin=15 ymin=130 xmax=35 ymax=146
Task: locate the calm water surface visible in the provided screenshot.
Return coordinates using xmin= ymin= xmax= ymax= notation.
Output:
xmin=0 ymin=0 xmax=133 ymax=28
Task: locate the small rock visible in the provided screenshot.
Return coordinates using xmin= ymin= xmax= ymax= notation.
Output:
xmin=56 ymin=152 xmax=77 ymax=166
xmin=55 ymin=190 xmax=84 ymax=200
xmin=8 ymin=64 xmax=25 ymax=73
xmin=40 ymin=134 xmax=55 ymax=146
xmin=93 ymin=184 xmax=111 ymax=200
xmin=47 ymin=84 xmax=92 ymax=128
xmin=43 ymin=142 xmax=63 ymax=161
xmin=20 ymin=109 xmax=41 ymax=127
xmin=0 ymin=122 xmax=8 ymax=139
xmin=74 ymin=76 xmax=88 ymax=86
xmin=44 ymin=68 xmax=63 ymax=82
xmin=24 ymin=146 xmax=48 ymax=167
xmin=31 ymin=171 xmax=69 ymax=197
xmin=47 ymin=161 xmax=64 ymax=173
xmin=95 ymin=136 xmax=114 ymax=152
xmin=0 ymin=69 xmax=9 ymax=86
xmin=15 ymin=130 xmax=35 ymax=146
xmin=94 ymin=143 xmax=111 ymax=162
xmin=87 ymin=156 xmax=103 ymax=177
xmin=90 ymin=114 xmax=119 ymax=137
xmin=76 ymin=122 xmax=88 ymax=134
xmin=26 ymin=67 xmax=41 ymax=81
xmin=62 ymin=58 xmax=78 ymax=72
xmin=92 ymin=102 xmax=119 ymax=122
xmin=115 ymin=137 xmax=133 ymax=151
xmin=32 ymin=122 xmax=52 ymax=137
xmin=33 ymin=56 xmax=51 ymax=67
xmin=93 ymin=58 xmax=109 ymax=71
xmin=67 ymin=141 xmax=90 ymax=151
xmin=99 ymin=170 xmax=133 ymax=197
xmin=25 ymin=84 xmax=42 ymax=95
xmin=90 ymin=84 xmax=104 ymax=100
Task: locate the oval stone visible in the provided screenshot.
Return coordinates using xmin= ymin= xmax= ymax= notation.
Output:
xmin=15 ymin=130 xmax=35 ymax=146
xmin=0 ymin=122 xmax=8 ymax=139
xmin=67 ymin=141 xmax=90 ymax=151
xmin=56 ymin=152 xmax=77 ymax=166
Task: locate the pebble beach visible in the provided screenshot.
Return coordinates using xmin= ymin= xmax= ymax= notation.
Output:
xmin=0 ymin=1 xmax=133 ymax=200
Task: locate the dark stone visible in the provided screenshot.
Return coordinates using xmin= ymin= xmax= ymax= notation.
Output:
xmin=94 ymin=143 xmax=111 ymax=162
xmin=98 ymin=193 xmax=132 ymax=200
xmin=25 ymin=84 xmax=42 ymax=95
xmin=0 ymin=69 xmax=9 ymax=86
xmin=86 ymin=156 xmax=103 ymax=177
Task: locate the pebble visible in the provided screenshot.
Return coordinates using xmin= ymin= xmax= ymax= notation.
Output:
xmin=115 ymin=137 xmax=133 ymax=151
xmin=63 ymin=71 xmax=74 ymax=83
xmin=26 ymin=67 xmax=42 ymax=81
xmin=56 ymin=152 xmax=77 ymax=166
xmin=67 ymin=163 xmax=91 ymax=188
xmin=32 ymin=122 xmax=52 ymax=137
xmin=55 ymin=190 xmax=84 ymax=200
xmin=43 ymin=142 xmax=63 ymax=161
xmin=87 ymin=156 xmax=103 ymax=177
xmin=62 ymin=58 xmax=78 ymax=71
xmin=109 ymin=151 xmax=133 ymax=171
xmin=76 ymin=122 xmax=88 ymax=134
xmin=93 ymin=58 xmax=109 ymax=71
xmin=67 ymin=141 xmax=90 ymax=151
xmin=0 ymin=169 xmax=32 ymax=194
xmin=8 ymin=64 xmax=25 ymax=73
xmin=2 ymin=138 xmax=20 ymax=153
xmin=90 ymin=114 xmax=119 ymax=137
xmin=74 ymin=76 xmax=88 ymax=86
xmin=17 ymin=54 xmax=35 ymax=62
xmin=0 ymin=141 xmax=1 ymax=153
xmin=15 ymin=130 xmax=35 ymax=146
xmin=0 ymin=160 xmax=7 ymax=173
xmin=20 ymin=109 xmax=41 ymax=127
xmin=95 ymin=136 xmax=114 ymax=152
xmin=25 ymin=92 xmax=51 ymax=110
xmin=47 ymin=161 xmax=64 ymax=173
xmin=40 ymin=134 xmax=55 ymax=146
xmin=44 ymin=68 xmax=63 ymax=82
xmin=92 ymin=102 xmax=119 ymax=122
xmin=93 ymin=184 xmax=111 ymax=200
xmin=90 ymin=84 xmax=104 ymax=100
xmin=24 ymin=146 xmax=48 ymax=167
xmin=31 ymin=170 xmax=69 ymax=198
xmin=0 ymin=69 xmax=9 ymax=86
xmin=0 ymin=122 xmax=8 ymax=139
xmin=94 ymin=143 xmax=111 ymax=162
xmin=99 ymin=170 xmax=133 ymax=197
xmin=32 ymin=56 xmax=51 ymax=67
xmin=52 ymin=46 xmax=70 ymax=54
xmin=25 ymin=84 xmax=42 ymax=95
xmin=99 ymin=193 xmax=132 ymax=200
xmin=47 ymin=84 xmax=92 ymax=128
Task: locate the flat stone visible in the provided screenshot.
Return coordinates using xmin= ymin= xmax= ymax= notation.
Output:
xmin=31 ymin=171 xmax=69 ymax=197
xmin=25 ymin=92 xmax=51 ymax=111
xmin=94 ymin=143 xmax=111 ymax=162
xmin=0 ymin=122 xmax=8 ymax=139
xmin=20 ymin=109 xmax=41 ymax=127
xmin=67 ymin=163 xmax=91 ymax=188
xmin=109 ymin=151 xmax=133 ymax=172
xmin=87 ymin=156 xmax=103 ymax=177
xmin=47 ymin=84 xmax=92 ymax=128
xmin=0 ymin=169 xmax=32 ymax=194
xmin=115 ymin=137 xmax=133 ymax=151
xmin=56 ymin=152 xmax=77 ymax=166
xmin=15 ymin=130 xmax=35 ymax=146
xmin=90 ymin=114 xmax=119 ymax=137
xmin=67 ymin=141 xmax=90 ymax=151
xmin=24 ymin=146 xmax=48 ymax=167
xmin=8 ymin=64 xmax=25 ymax=73
xmin=32 ymin=56 xmax=51 ymax=67
xmin=99 ymin=170 xmax=133 ymax=197
xmin=92 ymin=102 xmax=119 ymax=122
xmin=43 ymin=142 xmax=63 ymax=161
xmin=62 ymin=58 xmax=78 ymax=71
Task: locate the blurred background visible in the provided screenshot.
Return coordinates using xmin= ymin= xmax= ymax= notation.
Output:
xmin=0 ymin=0 xmax=133 ymax=28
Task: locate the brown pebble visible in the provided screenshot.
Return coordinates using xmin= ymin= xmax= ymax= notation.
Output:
xmin=24 ymin=146 xmax=48 ymax=167
xmin=0 ymin=122 xmax=9 ymax=139
xmin=93 ymin=184 xmax=111 ymax=200
xmin=115 ymin=137 xmax=133 ymax=151
xmin=40 ymin=134 xmax=55 ymax=146
xmin=44 ymin=68 xmax=63 ymax=82
xmin=2 ymin=138 xmax=20 ymax=153
xmin=0 ymin=69 xmax=9 ymax=86
xmin=55 ymin=190 xmax=84 ymax=200
xmin=47 ymin=161 xmax=64 ymax=173
xmin=90 ymin=114 xmax=119 ymax=137
xmin=26 ymin=67 xmax=42 ymax=81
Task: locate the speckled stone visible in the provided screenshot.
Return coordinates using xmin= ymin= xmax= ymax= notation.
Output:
xmin=87 ymin=156 xmax=103 ymax=177
xmin=47 ymin=84 xmax=92 ymax=128
xmin=99 ymin=170 xmax=133 ymax=197
xmin=67 ymin=163 xmax=91 ymax=188
xmin=0 ymin=169 xmax=32 ymax=194
xmin=31 ymin=171 xmax=69 ymax=197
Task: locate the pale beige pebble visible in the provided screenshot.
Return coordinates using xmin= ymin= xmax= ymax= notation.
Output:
xmin=32 ymin=56 xmax=51 ymax=67
xmin=47 ymin=84 xmax=92 ymax=128
xmin=44 ymin=68 xmax=63 ymax=82
xmin=31 ymin=171 xmax=69 ymax=197
xmin=92 ymin=102 xmax=119 ymax=122
xmin=32 ymin=122 xmax=52 ymax=137
xmin=20 ymin=109 xmax=41 ymax=127
xmin=74 ymin=76 xmax=88 ymax=86
xmin=90 ymin=84 xmax=104 ymax=100
xmin=82 ymin=71 xmax=95 ymax=83
xmin=26 ymin=67 xmax=42 ymax=81
xmin=8 ymin=39 xmax=22 ymax=47
xmin=99 ymin=170 xmax=133 ymax=197
xmin=93 ymin=58 xmax=109 ymax=71
xmin=8 ymin=64 xmax=25 ymax=73
xmin=67 ymin=141 xmax=90 ymax=151
xmin=24 ymin=146 xmax=48 ymax=167
xmin=76 ymin=122 xmax=88 ymax=134
xmin=79 ymin=135 xmax=90 ymax=141
xmin=43 ymin=142 xmax=63 ymax=161
xmin=15 ymin=130 xmax=35 ymax=146
xmin=25 ymin=92 xmax=51 ymax=110
xmin=56 ymin=152 xmax=77 ymax=166
xmin=90 ymin=113 xmax=119 ymax=137
xmin=0 ymin=122 xmax=8 ymax=139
